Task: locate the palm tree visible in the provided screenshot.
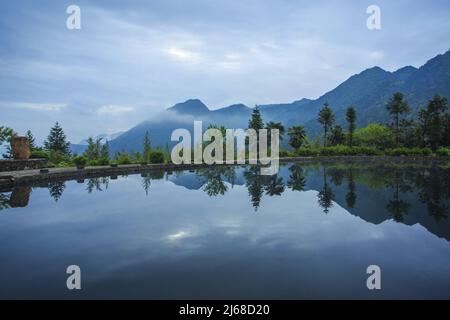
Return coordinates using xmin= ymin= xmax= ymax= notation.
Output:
xmin=287 ymin=126 xmax=306 ymax=150
xmin=265 ymin=121 xmax=285 ymax=141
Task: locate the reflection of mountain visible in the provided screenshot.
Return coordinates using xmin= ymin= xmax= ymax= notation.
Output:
xmin=168 ymin=164 xmax=450 ymax=242
xmin=2 ymin=162 xmax=449 ymax=242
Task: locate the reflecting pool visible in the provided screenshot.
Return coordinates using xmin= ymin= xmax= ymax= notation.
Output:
xmin=0 ymin=161 xmax=449 ymax=299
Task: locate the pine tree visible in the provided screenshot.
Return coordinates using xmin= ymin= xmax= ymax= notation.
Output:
xmin=44 ymin=122 xmax=70 ymax=155
xmin=318 ymin=103 xmax=335 ymax=147
xmin=248 ymin=106 xmax=264 ymax=131
xmin=100 ymin=140 xmax=110 ymax=159
xmin=26 ymin=130 xmax=36 ymax=150
xmin=346 ymin=107 xmax=357 ymax=147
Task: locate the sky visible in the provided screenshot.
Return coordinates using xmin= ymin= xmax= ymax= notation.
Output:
xmin=1 ymin=0 xmax=449 ymax=144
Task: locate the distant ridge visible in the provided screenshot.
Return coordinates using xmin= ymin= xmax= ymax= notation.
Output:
xmin=101 ymin=49 xmax=450 ymax=153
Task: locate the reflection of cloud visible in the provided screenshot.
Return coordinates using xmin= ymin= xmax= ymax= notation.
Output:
xmin=0 ymin=102 xmax=67 ymax=112
xmin=166 ymin=230 xmax=191 ymax=242
xmin=97 ymin=105 xmax=135 ymax=115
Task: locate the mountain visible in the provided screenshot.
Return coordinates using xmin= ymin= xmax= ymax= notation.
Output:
xmin=107 ymin=49 xmax=450 ymax=154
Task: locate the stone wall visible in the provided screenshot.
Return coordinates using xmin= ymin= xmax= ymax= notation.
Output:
xmin=0 ymin=159 xmax=47 ymax=172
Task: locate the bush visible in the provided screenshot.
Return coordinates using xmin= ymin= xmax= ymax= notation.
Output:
xmin=30 ymin=149 xmax=49 ymax=159
xmin=88 ymin=158 xmax=110 ymax=166
xmin=48 ymin=150 xmax=71 ymax=165
xmin=149 ymin=151 xmax=165 ymax=163
xmin=318 ymin=145 xmax=381 ymax=156
xmin=279 ymin=150 xmax=291 ymax=158
xmin=296 ymin=148 xmax=320 ymax=157
xmin=436 ymin=147 xmax=450 ymax=157
xmin=73 ymin=155 xmax=87 ymax=168
xmin=116 ymin=153 xmax=132 ymax=165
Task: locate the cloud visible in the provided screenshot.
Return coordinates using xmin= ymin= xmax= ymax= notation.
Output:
xmin=97 ymin=105 xmax=135 ymax=115
xmin=0 ymin=102 xmax=67 ymax=112
xmin=166 ymin=46 xmax=201 ymax=63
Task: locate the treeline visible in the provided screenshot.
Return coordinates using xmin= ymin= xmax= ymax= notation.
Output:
xmin=1 ymin=91 xmax=449 ymax=168
xmin=0 ymin=123 xmax=168 ymax=167
xmin=246 ymin=92 xmax=450 ymax=157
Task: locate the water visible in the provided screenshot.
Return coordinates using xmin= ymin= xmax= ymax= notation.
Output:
xmin=0 ymin=161 xmax=449 ymax=299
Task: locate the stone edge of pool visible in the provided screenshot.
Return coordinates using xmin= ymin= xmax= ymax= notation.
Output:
xmin=0 ymin=156 xmax=449 ymax=191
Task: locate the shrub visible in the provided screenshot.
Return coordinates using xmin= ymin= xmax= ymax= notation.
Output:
xmin=88 ymin=158 xmax=110 ymax=166
xmin=30 ymin=149 xmax=49 ymax=159
xmin=436 ymin=147 xmax=450 ymax=157
xmin=48 ymin=150 xmax=70 ymax=165
xmin=149 ymin=151 xmax=165 ymax=164
xmin=73 ymin=155 xmax=87 ymax=168
xmin=116 ymin=153 xmax=132 ymax=165
xmin=296 ymin=148 xmax=320 ymax=157
xmin=279 ymin=150 xmax=291 ymax=158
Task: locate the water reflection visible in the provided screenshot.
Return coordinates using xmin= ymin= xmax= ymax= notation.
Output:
xmin=1 ymin=161 xmax=450 ymax=299
xmin=1 ymin=162 xmax=449 ymax=240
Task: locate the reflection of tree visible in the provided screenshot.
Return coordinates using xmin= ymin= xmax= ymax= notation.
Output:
xmin=287 ymin=165 xmax=306 ymax=191
xmin=317 ymin=168 xmax=335 ymax=214
xmin=264 ymin=175 xmax=285 ymax=196
xmin=86 ymin=177 xmax=109 ymax=193
xmin=0 ymin=193 xmax=10 ymax=211
xmin=328 ymin=168 xmax=344 ymax=186
xmin=197 ymin=167 xmax=235 ymax=197
xmin=417 ymin=166 xmax=449 ymax=223
xmin=386 ymin=198 xmax=410 ymax=222
xmin=244 ymin=166 xmax=264 ymax=211
xmin=141 ymin=174 xmax=152 ymax=196
xmin=385 ymin=169 xmax=411 ymax=223
xmin=345 ymin=168 xmax=357 ymax=209
xmin=48 ymin=182 xmax=66 ymax=202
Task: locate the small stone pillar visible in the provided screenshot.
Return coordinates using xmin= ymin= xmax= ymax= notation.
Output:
xmin=9 ymin=186 xmax=32 ymax=208
xmin=11 ymin=136 xmax=31 ymax=160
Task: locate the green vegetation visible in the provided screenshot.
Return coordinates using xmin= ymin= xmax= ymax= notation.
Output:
xmin=149 ymin=151 xmax=165 ymax=163
xmin=44 ymin=122 xmax=70 ymax=155
xmin=73 ymin=155 xmax=87 ymax=169
xmin=317 ymin=102 xmax=335 ymax=147
xmin=2 ymin=91 xmax=449 ymax=169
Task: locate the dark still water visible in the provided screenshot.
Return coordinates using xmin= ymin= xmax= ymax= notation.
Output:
xmin=0 ymin=162 xmax=449 ymax=299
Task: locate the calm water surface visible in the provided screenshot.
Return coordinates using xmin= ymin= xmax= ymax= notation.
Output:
xmin=0 ymin=162 xmax=449 ymax=299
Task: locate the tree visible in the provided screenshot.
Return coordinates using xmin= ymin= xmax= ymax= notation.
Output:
xmin=84 ymin=137 xmax=99 ymax=161
xmin=0 ymin=126 xmax=14 ymax=158
xmin=0 ymin=126 xmax=13 ymax=145
xmin=26 ymin=130 xmax=36 ymax=150
xmin=418 ymin=108 xmax=431 ymax=147
xmin=329 ymin=125 xmax=345 ymax=146
xmin=248 ymin=106 xmax=264 ymax=131
xmin=287 ymin=126 xmax=306 ymax=150
xmin=44 ymin=122 xmax=70 ymax=155
xmin=354 ymin=124 xmax=393 ymax=149
xmin=386 ymin=92 xmax=410 ymax=146
xmin=143 ymin=131 xmax=152 ymax=162
xmin=346 ymin=107 xmax=357 ymax=147
xmin=318 ymin=103 xmax=335 ymax=147
xmin=100 ymin=140 xmax=110 ymax=159
xmin=425 ymin=95 xmax=447 ymax=150
xmin=443 ymin=113 xmax=450 ymax=147
xmin=265 ymin=121 xmax=285 ymax=141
